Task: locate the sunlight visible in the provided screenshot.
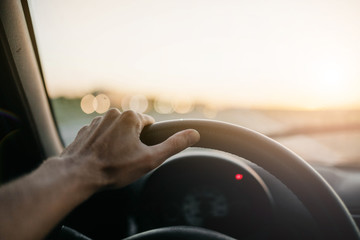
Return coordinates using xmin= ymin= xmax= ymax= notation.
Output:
xmin=29 ymin=0 xmax=360 ymax=110
xmin=306 ymin=60 xmax=350 ymax=109
xmin=315 ymin=63 xmax=346 ymax=96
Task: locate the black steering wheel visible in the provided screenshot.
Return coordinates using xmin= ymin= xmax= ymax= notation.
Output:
xmin=135 ymin=119 xmax=360 ymax=240
xmin=124 ymin=226 xmax=236 ymax=240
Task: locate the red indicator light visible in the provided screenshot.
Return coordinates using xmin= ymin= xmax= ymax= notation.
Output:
xmin=235 ymin=174 xmax=243 ymax=180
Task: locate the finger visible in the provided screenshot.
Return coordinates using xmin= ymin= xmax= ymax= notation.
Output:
xmin=89 ymin=116 xmax=103 ymax=127
xmin=113 ymin=111 xmax=155 ymax=136
xmin=62 ymin=117 xmax=103 ymax=155
xmin=150 ymin=129 xmax=200 ymax=164
xmin=138 ymin=113 xmax=155 ymax=127
xmin=136 ymin=113 xmax=155 ymax=135
xmin=91 ymin=108 xmax=121 ymax=134
xmin=74 ymin=115 xmax=102 ymax=141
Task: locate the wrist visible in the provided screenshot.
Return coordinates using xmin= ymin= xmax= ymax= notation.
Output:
xmin=42 ymin=156 xmax=103 ymax=200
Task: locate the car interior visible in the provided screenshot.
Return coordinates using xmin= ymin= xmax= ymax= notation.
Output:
xmin=1 ymin=0 xmax=360 ymax=239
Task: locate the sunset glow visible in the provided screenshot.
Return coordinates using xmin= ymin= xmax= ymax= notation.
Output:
xmin=28 ymin=0 xmax=360 ymax=110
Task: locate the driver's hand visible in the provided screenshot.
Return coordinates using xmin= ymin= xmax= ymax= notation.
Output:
xmin=60 ymin=109 xmax=200 ymax=190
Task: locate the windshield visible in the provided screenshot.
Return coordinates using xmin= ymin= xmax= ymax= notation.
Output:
xmin=28 ymin=0 xmax=360 ymax=167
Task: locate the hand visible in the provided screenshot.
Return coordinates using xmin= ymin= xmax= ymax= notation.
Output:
xmin=0 ymin=109 xmax=200 ymax=240
xmin=60 ymin=109 xmax=200 ymax=191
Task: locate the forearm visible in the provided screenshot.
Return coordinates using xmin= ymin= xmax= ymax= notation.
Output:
xmin=0 ymin=110 xmax=199 ymax=240
xmin=0 ymin=157 xmax=98 ymax=240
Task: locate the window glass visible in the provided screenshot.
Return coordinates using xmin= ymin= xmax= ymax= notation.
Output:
xmin=28 ymin=0 xmax=360 ymax=167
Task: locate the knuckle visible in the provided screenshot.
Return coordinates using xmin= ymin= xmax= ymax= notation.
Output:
xmin=78 ymin=125 xmax=89 ymax=135
xmin=90 ymin=116 xmax=102 ymax=125
xmin=105 ymin=108 xmax=121 ymax=118
xmin=121 ymin=110 xmax=140 ymax=123
xmin=122 ymin=109 xmax=137 ymax=117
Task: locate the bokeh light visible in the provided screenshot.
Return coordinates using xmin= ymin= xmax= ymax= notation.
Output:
xmin=129 ymin=95 xmax=149 ymax=113
xmin=81 ymin=93 xmax=111 ymax=114
xmin=154 ymin=96 xmax=174 ymax=114
xmin=172 ymin=98 xmax=194 ymax=114
xmin=80 ymin=94 xmax=96 ymax=114
xmin=121 ymin=95 xmax=132 ymax=111
xmin=95 ymin=94 xmax=111 ymax=113
xmin=203 ymin=106 xmax=218 ymax=119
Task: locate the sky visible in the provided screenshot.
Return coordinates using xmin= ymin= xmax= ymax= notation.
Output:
xmin=28 ymin=0 xmax=360 ymax=110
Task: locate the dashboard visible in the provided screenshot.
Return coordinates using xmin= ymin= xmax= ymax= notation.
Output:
xmin=134 ymin=150 xmax=274 ymax=239
xmin=62 ymin=149 xmax=360 ymax=240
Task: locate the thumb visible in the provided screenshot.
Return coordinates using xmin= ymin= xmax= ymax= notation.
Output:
xmin=151 ymin=129 xmax=200 ymax=164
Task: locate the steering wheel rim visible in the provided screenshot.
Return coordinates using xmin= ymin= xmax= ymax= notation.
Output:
xmin=123 ymin=226 xmax=236 ymax=240
xmin=139 ymin=119 xmax=360 ymax=240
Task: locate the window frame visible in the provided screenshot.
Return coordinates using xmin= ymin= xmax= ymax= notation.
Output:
xmin=0 ymin=0 xmax=63 ymax=157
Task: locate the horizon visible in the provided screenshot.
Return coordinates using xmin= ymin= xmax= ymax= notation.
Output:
xmin=51 ymin=91 xmax=360 ymax=112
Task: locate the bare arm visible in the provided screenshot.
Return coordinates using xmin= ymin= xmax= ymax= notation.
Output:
xmin=0 ymin=109 xmax=200 ymax=240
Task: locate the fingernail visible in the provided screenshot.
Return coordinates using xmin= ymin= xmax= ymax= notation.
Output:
xmin=187 ymin=129 xmax=200 ymax=146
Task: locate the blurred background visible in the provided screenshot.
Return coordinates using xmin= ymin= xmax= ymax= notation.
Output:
xmin=28 ymin=0 xmax=360 ymax=167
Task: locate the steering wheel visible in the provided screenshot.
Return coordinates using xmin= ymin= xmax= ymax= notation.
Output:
xmin=135 ymin=119 xmax=360 ymax=240
xmin=124 ymin=226 xmax=236 ymax=240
